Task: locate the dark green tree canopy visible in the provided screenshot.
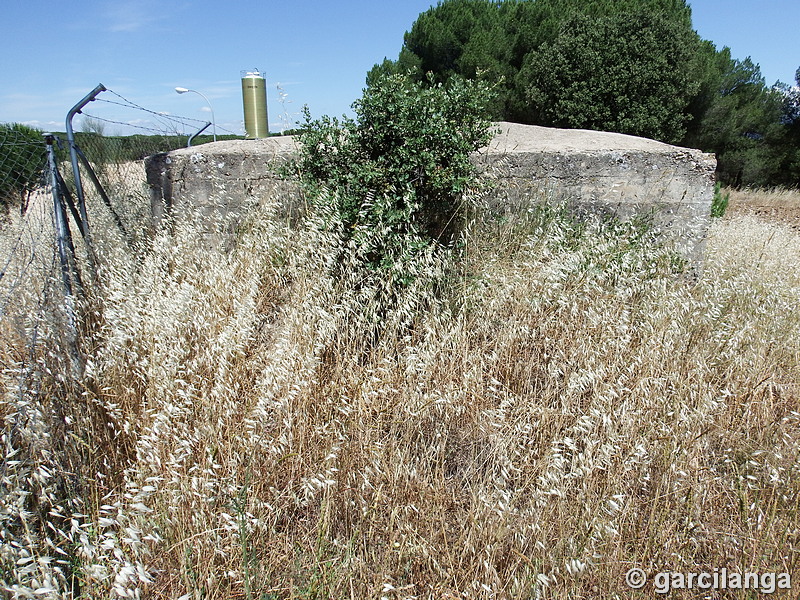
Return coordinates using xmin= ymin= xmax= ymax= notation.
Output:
xmin=519 ymin=10 xmax=701 ymax=143
xmin=371 ymin=0 xmax=702 ymax=139
xmin=371 ymin=0 xmax=800 ymax=187
xmin=0 ymin=123 xmax=46 ymax=215
xmin=688 ymin=52 xmax=791 ymax=186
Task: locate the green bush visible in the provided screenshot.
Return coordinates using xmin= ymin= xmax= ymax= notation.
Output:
xmin=0 ymin=123 xmax=46 ymax=215
xmin=711 ymin=182 xmax=730 ymax=218
xmin=295 ymin=72 xmax=496 ymax=289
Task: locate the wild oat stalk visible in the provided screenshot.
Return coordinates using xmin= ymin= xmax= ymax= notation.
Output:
xmin=3 ymin=160 xmax=800 ymax=598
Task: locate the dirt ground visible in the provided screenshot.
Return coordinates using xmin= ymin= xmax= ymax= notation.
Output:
xmin=725 ymin=187 xmax=800 ymax=230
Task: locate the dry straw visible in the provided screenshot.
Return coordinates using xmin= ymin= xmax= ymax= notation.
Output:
xmin=1 ymin=185 xmax=799 ymax=598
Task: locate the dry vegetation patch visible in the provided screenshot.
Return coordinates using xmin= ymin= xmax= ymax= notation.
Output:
xmin=2 ymin=189 xmax=799 ymax=598
xmin=725 ymin=187 xmax=800 ymax=230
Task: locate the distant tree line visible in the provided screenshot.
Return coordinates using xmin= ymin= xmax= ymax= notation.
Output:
xmin=0 ymin=125 xmax=246 ymax=215
xmin=0 ymin=123 xmax=46 ymax=216
xmin=70 ymin=132 xmax=242 ymax=163
xmin=369 ymin=0 xmax=800 ymax=188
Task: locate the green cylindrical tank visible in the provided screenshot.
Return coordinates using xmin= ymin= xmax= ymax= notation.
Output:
xmin=241 ymin=70 xmax=269 ymax=139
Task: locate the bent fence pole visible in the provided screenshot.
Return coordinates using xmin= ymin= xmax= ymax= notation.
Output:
xmin=66 ymin=83 xmax=106 ymax=282
xmin=44 ymin=134 xmax=84 ymax=379
xmin=188 ymin=121 xmax=212 ymax=147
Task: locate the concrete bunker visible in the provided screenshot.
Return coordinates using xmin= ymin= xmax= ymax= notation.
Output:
xmin=145 ymin=121 xmax=716 ymax=263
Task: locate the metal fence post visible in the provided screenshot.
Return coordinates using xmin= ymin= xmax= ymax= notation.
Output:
xmin=188 ymin=121 xmax=212 ymax=147
xmin=44 ymin=133 xmax=83 ymax=378
xmin=65 ymin=84 xmax=106 ymax=282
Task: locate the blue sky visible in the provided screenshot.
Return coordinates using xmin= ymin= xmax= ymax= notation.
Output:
xmin=1 ymin=0 xmax=798 ymax=137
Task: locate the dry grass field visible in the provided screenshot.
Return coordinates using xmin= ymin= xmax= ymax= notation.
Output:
xmin=1 ymin=184 xmax=799 ymax=598
xmin=726 ymin=187 xmax=800 ymax=230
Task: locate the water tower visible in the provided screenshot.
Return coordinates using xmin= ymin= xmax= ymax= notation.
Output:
xmin=241 ymin=69 xmax=269 ymax=138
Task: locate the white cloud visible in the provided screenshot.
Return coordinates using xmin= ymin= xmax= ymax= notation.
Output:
xmin=19 ymin=119 xmax=62 ymax=130
xmin=105 ymin=1 xmax=163 ymax=33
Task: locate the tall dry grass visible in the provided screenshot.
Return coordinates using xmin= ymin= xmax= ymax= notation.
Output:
xmin=725 ymin=187 xmax=800 ymax=231
xmin=726 ymin=186 xmax=800 ymax=210
xmin=2 ymin=182 xmax=799 ymax=598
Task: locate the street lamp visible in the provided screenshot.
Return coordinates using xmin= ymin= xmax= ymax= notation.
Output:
xmin=175 ymin=87 xmax=217 ymax=142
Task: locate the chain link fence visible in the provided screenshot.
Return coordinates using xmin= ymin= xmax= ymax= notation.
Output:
xmin=0 ymin=110 xmax=198 ymax=597
xmin=1 ymin=84 xmax=245 ymax=598
xmin=1 ymin=87 xmax=232 ymax=405
xmin=1 ymin=87 xmax=237 ymax=354
xmin=1 ymin=122 xmax=74 ymax=599
xmin=0 ymin=122 xmax=55 ymax=326
xmin=0 ymin=123 xmax=48 ymax=217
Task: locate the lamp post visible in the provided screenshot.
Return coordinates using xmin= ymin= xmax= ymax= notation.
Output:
xmin=175 ymin=87 xmax=217 ymax=142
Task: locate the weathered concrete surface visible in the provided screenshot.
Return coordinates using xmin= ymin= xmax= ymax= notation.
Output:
xmin=145 ymin=121 xmax=716 ymax=260
xmin=145 ymin=135 xmax=300 ymax=225
xmin=478 ymin=123 xmax=717 ymax=261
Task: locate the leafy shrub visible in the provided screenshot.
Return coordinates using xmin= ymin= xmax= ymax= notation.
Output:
xmin=295 ymin=73 xmax=496 ymax=290
xmin=711 ymin=182 xmax=730 ymax=217
xmin=0 ymin=122 xmax=46 ymax=215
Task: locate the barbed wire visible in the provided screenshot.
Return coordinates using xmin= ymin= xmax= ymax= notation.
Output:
xmin=102 ymin=92 xmax=209 ymax=125
xmin=94 ymin=100 xmax=211 ymax=135
xmin=79 ymin=111 xmax=194 ymax=137
xmin=2 ymin=79 xmax=251 ymax=316
xmin=91 ymin=88 xmax=240 ymax=136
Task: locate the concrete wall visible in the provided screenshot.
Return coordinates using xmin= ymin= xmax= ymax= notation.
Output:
xmin=478 ymin=123 xmax=717 ymax=261
xmin=145 ymin=121 xmax=716 ymax=261
xmin=145 ymin=135 xmax=300 ymax=225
